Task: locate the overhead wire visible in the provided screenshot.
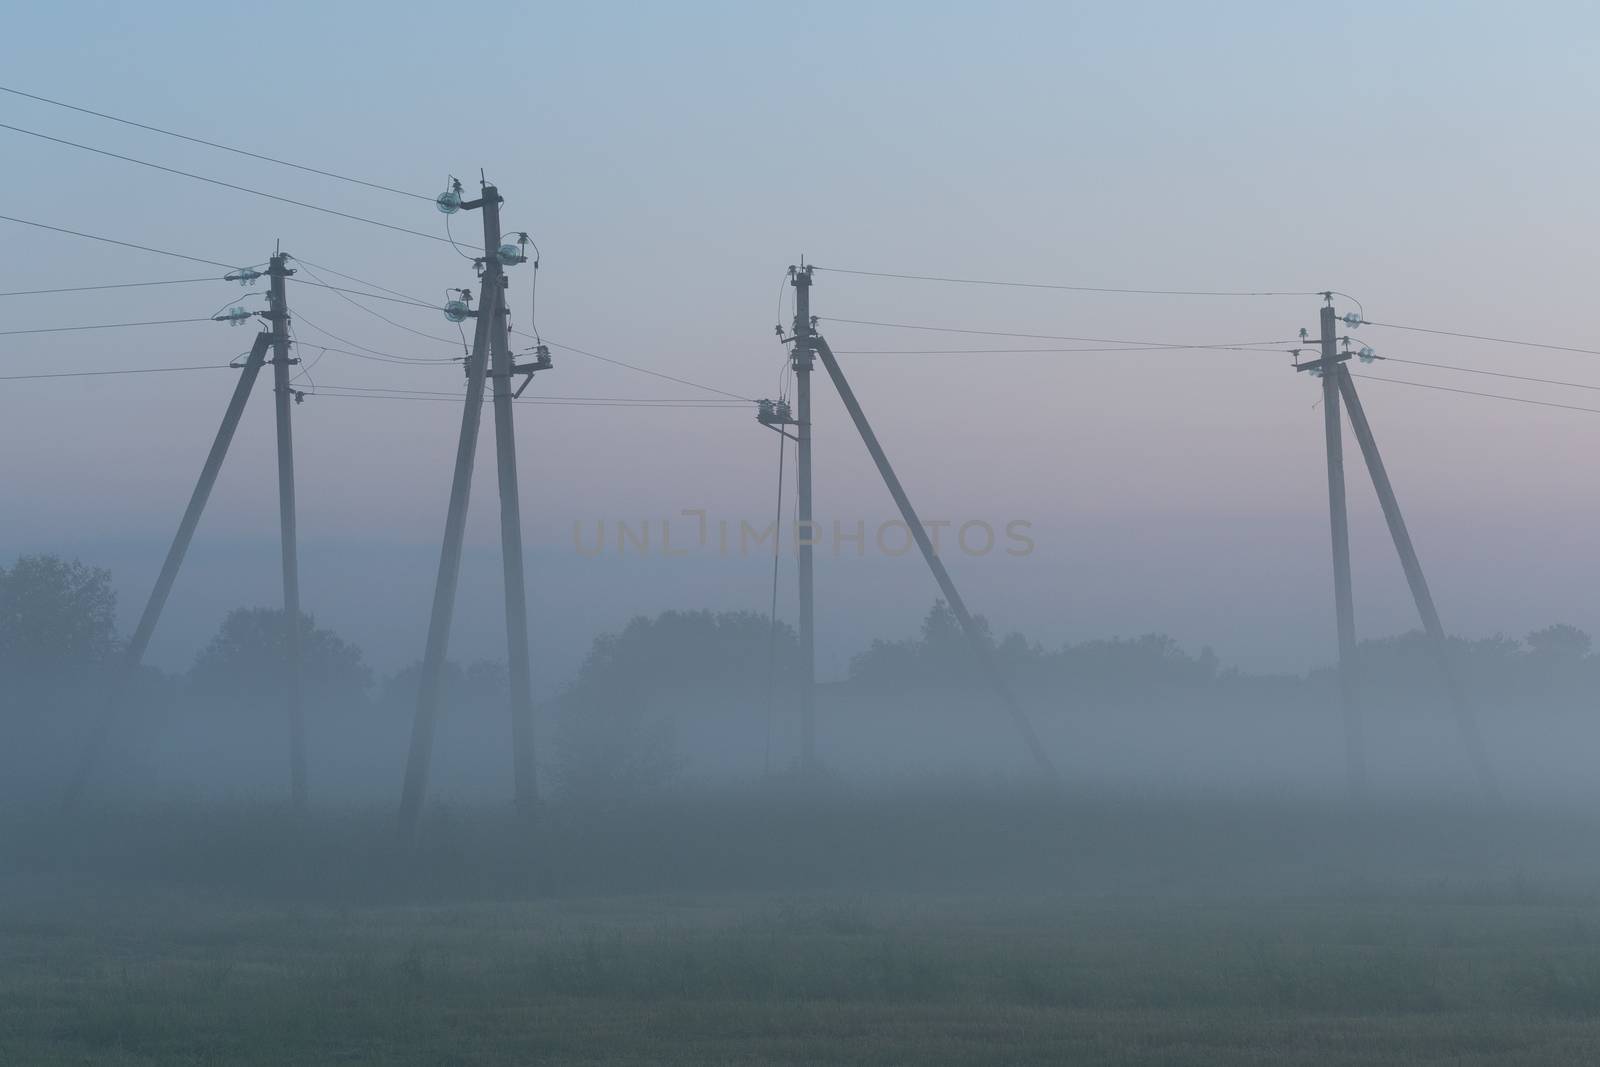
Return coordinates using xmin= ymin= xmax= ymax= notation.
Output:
xmin=0 ymin=277 xmax=223 ymax=298
xmin=290 ymin=311 xmax=459 ymax=364
xmin=0 ymin=121 xmax=473 ymax=249
xmin=283 ymin=256 xmax=434 ymax=306
xmin=0 ymin=317 xmax=216 ymax=337
xmin=0 ymin=214 xmax=244 ymax=270
xmin=290 ymin=259 xmax=464 ymax=350
xmin=1361 ymin=319 xmax=1600 ymax=359
xmin=0 ymin=364 xmax=232 ymax=381
xmin=543 ymin=339 xmax=754 ymax=402
xmin=1352 ymin=373 xmax=1600 ymax=417
xmin=0 ymin=84 xmax=433 ymax=202
xmin=285 ymin=278 xmax=438 ymax=310
xmin=817 ymin=315 xmax=1295 ymax=351
xmin=813 ymin=266 xmax=1326 ymax=299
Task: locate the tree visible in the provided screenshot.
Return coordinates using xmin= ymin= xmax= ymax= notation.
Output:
xmin=189 ymin=607 xmax=370 ymax=712
xmin=0 ymin=554 xmax=117 ymax=677
xmin=1525 ymin=624 xmax=1591 ymax=662
xmin=555 ymin=609 xmax=797 ymax=797
xmin=379 ymin=658 xmax=507 ymax=719
xmin=848 ymin=600 xmax=1020 ymax=688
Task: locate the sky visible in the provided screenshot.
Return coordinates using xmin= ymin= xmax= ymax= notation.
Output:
xmin=2 ymin=1 xmax=1600 ymax=690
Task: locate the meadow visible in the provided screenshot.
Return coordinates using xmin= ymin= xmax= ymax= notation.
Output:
xmin=6 ymin=785 xmax=1600 ymax=1065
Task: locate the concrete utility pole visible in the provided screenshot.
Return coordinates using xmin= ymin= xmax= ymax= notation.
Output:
xmin=400 ymin=180 xmax=545 ymax=836
xmin=265 ymin=250 xmax=307 ymax=810
xmin=1318 ymin=299 xmax=1365 ymax=800
xmin=790 ymin=265 xmax=817 ymax=773
xmin=64 ymin=329 xmax=273 ymax=809
xmin=1295 ymin=299 xmax=1498 ymax=801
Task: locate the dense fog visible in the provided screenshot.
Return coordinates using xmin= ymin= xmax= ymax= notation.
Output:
xmin=7 ymin=550 xmax=1600 ymax=821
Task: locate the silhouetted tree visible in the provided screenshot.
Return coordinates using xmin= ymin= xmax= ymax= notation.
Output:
xmin=0 ymin=554 xmax=116 ymax=675
xmin=555 ymin=609 xmax=798 ymax=797
xmin=0 ymin=555 xmax=118 ymax=721
xmin=189 ymin=607 xmax=370 ymax=713
xmin=378 ymin=658 xmax=507 ymax=719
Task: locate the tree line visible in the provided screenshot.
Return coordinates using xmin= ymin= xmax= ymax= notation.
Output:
xmin=3 ymin=553 xmax=1597 ymax=797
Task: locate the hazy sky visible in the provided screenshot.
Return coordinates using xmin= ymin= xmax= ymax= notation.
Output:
xmin=3 ymin=2 xmax=1599 ymax=687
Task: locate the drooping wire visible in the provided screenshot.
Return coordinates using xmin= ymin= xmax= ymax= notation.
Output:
xmin=305 ymin=390 xmax=746 ymax=409
xmin=830 ymin=343 xmax=1296 ymax=355
xmin=543 ymin=339 xmax=754 ymax=402
xmin=812 ymin=265 xmax=1327 ymax=299
xmin=290 ymin=311 xmax=458 ymax=364
xmin=1352 ymin=373 xmax=1600 ymax=416
xmin=1361 ymin=319 xmax=1600 ymax=359
xmin=0 ymin=84 xmax=434 ymax=202
xmin=818 ymin=316 xmax=1296 ymax=350
xmin=291 ymin=259 xmax=463 ymax=349
xmin=0 ymin=214 xmax=244 ymax=270
xmin=285 ymin=278 xmax=437 ymax=309
xmin=0 ymin=122 xmax=472 ymax=249
xmin=0 ymin=317 xmax=216 ymax=337
xmin=281 ymin=256 xmax=434 ymax=306
xmin=0 ymin=277 xmax=223 ymax=298
xmin=0 ymin=364 xmax=232 ymax=381
xmin=1379 ymin=356 xmax=1600 ymax=392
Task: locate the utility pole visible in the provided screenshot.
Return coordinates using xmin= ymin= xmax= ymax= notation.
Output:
xmin=64 ymin=327 xmax=273 ymax=809
xmin=768 ymin=270 xmax=1058 ymax=780
xmin=1319 ymin=298 xmax=1364 ymax=800
xmin=1295 ymin=300 xmax=1498 ymax=801
xmin=400 ymin=179 xmax=545 ymax=836
xmin=791 ymin=265 xmax=817 ymax=774
xmin=487 ymin=208 xmax=538 ymax=813
xmin=265 ymin=249 xmax=307 ymax=810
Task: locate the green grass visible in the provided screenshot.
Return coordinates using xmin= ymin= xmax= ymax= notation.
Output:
xmin=9 ymin=887 xmax=1600 ymax=1064
xmin=8 ymin=790 xmax=1600 ymax=1064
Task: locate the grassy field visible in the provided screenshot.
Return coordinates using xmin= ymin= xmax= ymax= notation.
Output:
xmin=7 ymin=788 xmax=1600 ymax=1064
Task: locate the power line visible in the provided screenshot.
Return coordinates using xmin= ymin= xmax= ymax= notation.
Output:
xmin=311 ymin=383 xmax=742 ymax=403
xmin=1381 ymin=356 xmax=1600 ymax=393
xmin=285 ymin=256 xmax=434 ymax=306
xmin=309 ymin=390 xmax=744 ymax=409
xmin=290 ymin=261 xmax=462 ymax=348
xmin=291 ymin=312 xmax=458 ymax=364
xmin=1353 ymin=373 xmax=1600 ymax=417
xmin=0 ymin=122 xmax=470 ymax=249
xmin=0 ymin=364 xmax=231 ymax=381
xmin=0 ymin=277 xmax=222 ymax=298
xmin=818 ymin=316 xmax=1294 ymax=350
xmin=814 ymin=265 xmax=1323 ymax=298
xmin=0 ymin=317 xmax=215 ymax=338
xmin=1361 ymin=319 xmax=1600 ymax=359
xmin=543 ymin=340 xmax=754 ymax=402
xmin=0 ymin=214 xmax=243 ymax=270
xmin=0 ymin=84 xmax=432 ymax=202
xmin=285 ymin=277 xmax=437 ymax=310
xmin=833 ymin=343 xmax=1292 ymax=355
